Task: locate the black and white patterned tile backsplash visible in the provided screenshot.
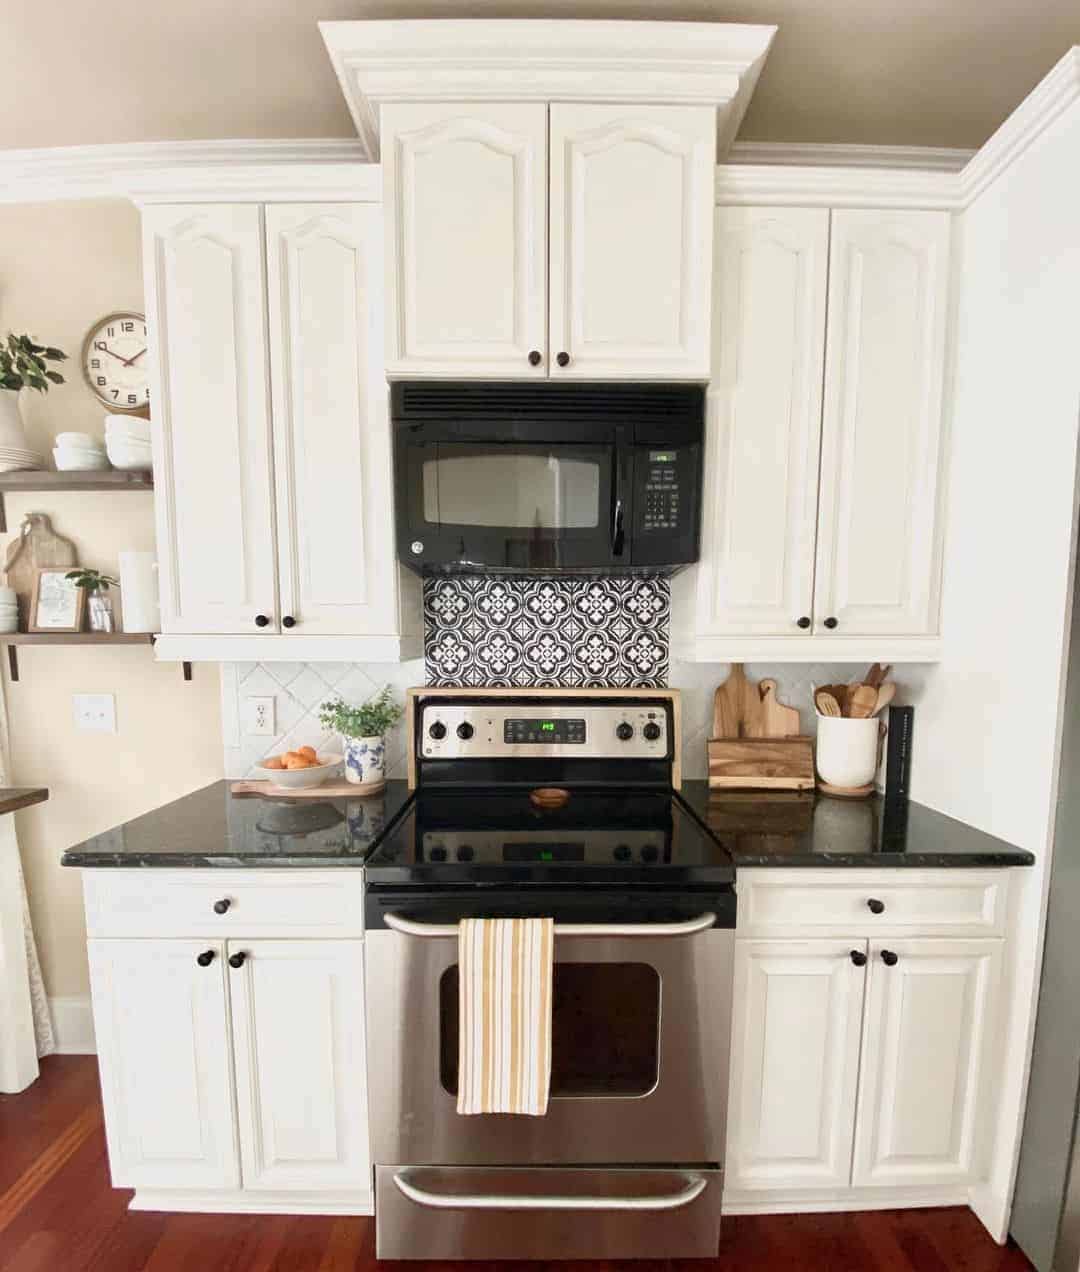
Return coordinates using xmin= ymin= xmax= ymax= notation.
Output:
xmin=423 ymin=576 xmax=670 ymax=688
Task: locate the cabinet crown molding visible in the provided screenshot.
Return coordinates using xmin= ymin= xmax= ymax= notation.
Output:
xmin=318 ymin=19 xmax=777 ymax=159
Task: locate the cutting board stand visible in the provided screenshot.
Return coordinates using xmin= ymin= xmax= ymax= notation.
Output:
xmin=707 ymin=665 xmax=815 ymax=792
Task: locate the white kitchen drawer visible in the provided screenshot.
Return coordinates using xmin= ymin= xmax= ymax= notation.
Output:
xmin=736 ymin=869 xmax=1007 ymax=939
xmin=82 ymin=869 xmax=365 ymax=939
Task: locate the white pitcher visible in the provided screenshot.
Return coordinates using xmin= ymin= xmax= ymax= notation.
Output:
xmin=118 ymin=551 xmax=159 ymax=633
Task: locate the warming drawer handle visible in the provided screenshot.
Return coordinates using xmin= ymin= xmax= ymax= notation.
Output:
xmin=392 ymin=1170 xmax=708 ymax=1212
xmin=381 ymin=911 xmax=716 ymax=939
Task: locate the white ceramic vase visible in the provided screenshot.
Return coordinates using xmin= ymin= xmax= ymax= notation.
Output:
xmin=119 ymin=551 xmax=160 ymax=633
xmin=343 ymin=734 xmax=386 ymax=791
xmin=815 ymin=715 xmax=885 ymax=790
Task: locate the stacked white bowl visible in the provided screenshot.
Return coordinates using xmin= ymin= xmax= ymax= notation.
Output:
xmin=53 ymin=431 xmax=109 ymax=471
xmin=105 ymin=415 xmax=152 ymax=471
xmin=0 ymin=586 xmax=19 ymax=634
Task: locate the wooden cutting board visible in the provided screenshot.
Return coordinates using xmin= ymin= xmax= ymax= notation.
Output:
xmin=4 ymin=512 xmax=77 ymax=627
xmin=712 ymin=665 xmax=801 ymax=739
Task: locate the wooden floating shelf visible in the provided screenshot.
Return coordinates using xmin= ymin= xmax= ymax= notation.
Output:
xmin=0 ymin=632 xmax=191 ymax=683
xmin=0 ymin=469 xmax=153 ymax=531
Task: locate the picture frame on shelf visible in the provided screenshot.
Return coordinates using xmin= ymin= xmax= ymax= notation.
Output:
xmin=29 ymin=567 xmax=85 ymax=633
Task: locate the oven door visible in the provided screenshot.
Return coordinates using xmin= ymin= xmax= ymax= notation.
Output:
xmin=364 ymin=906 xmax=733 ymax=1167
xmin=395 ymin=419 xmax=625 ymax=573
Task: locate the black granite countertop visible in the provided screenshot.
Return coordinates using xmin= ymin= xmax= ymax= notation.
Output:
xmin=679 ymin=780 xmax=1034 ymax=868
xmin=61 ymin=779 xmax=412 ymax=868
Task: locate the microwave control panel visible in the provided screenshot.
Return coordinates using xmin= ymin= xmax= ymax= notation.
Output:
xmin=639 ymin=450 xmax=683 ymax=532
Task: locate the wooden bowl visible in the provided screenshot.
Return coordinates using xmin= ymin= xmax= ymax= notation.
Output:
xmin=529 ymin=787 xmax=570 ymax=811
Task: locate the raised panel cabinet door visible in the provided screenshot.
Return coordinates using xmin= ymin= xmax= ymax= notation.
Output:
xmin=814 ymin=209 xmax=951 ymax=636
xmin=382 ymin=102 xmax=548 ymax=377
xmin=87 ymin=939 xmax=239 ymax=1190
xmin=266 ymin=204 xmax=398 ymax=636
xmin=853 ymin=939 xmax=1002 ymax=1188
xmin=228 ymin=940 xmax=370 ymax=1192
xmin=726 ymin=940 xmax=867 ymax=1192
xmin=549 ymin=103 xmax=714 ymax=379
xmin=142 ymin=204 xmax=278 ymax=634
xmin=697 ymin=207 xmax=829 ymax=635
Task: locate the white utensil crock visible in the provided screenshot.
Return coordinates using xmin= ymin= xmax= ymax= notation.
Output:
xmin=815 ymin=715 xmax=884 ymax=789
xmin=119 ymin=551 xmax=160 ymax=633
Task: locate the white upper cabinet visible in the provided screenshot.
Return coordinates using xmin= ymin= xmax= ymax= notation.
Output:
xmin=548 ymin=104 xmax=714 ymax=380
xmin=143 ymin=205 xmax=277 ymax=635
xmin=382 ymin=102 xmax=548 ymax=378
xmin=266 ymin=204 xmax=398 ymax=636
xmin=814 ymin=209 xmax=950 ymax=637
xmin=228 ymin=940 xmax=370 ymax=1193
xmin=697 ymin=207 xmax=828 ymax=635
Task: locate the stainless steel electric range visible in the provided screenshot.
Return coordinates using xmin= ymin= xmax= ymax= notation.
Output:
xmin=363 ymin=690 xmax=736 ymax=1261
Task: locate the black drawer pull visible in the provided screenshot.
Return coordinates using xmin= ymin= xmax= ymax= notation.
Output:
xmin=867 ymin=898 xmax=885 ymax=915
xmin=228 ymin=952 xmax=247 ymax=969
xmin=213 ymin=898 xmax=231 ymax=915
xmin=850 ymin=949 xmax=867 ymax=967
xmin=881 ymin=949 xmax=899 ymax=967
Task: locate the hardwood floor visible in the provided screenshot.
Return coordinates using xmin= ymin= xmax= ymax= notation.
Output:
xmin=0 ymin=1057 xmax=1034 ymax=1272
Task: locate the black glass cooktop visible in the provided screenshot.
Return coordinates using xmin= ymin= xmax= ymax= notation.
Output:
xmin=362 ymin=786 xmax=735 ymax=887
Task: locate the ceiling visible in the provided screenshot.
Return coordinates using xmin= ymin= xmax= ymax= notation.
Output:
xmin=2 ymin=1 xmax=1078 ymax=152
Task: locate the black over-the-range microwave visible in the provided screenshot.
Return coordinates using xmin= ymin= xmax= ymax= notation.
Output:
xmin=391 ymin=381 xmax=705 ymax=575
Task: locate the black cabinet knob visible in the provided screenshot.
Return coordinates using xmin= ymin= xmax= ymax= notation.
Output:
xmin=212 ymin=898 xmax=231 ymax=915
xmin=282 ymin=615 xmax=296 ymax=629
xmin=254 ymin=614 xmax=270 ymax=628
xmin=881 ymin=949 xmax=899 ymax=967
xmin=228 ymin=952 xmax=247 ymax=969
xmin=196 ymin=949 xmax=216 ymax=967
xmin=796 ymin=616 xmax=811 ymax=629
xmin=850 ymin=949 xmax=867 ymax=967
xmin=867 ymin=898 xmax=885 ymax=915
xmin=528 ymin=350 xmax=542 ymax=366
xmin=823 ymin=616 xmax=839 ymax=630
xmin=556 ymin=351 xmax=571 ymax=368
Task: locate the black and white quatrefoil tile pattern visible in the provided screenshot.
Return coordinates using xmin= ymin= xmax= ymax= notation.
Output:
xmin=423 ymin=577 xmax=670 ymax=688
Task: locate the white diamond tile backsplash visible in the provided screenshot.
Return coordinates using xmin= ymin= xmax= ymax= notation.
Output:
xmin=221 ymin=659 xmax=907 ymax=780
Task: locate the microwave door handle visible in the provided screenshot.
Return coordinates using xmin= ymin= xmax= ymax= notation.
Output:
xmin=381 ymin=912 xmax=715 ymax=939
xmin=394 ymin=1170 xmax=708 ymax=1212
xmin=611 ymin=496 xmax=625 ymax=557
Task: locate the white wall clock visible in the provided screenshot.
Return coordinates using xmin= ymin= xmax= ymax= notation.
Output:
xmin=82 ymin=312 xmax=149 ymax=411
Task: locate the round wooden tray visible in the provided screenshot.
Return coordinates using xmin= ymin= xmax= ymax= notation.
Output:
xmin=817 ymin=780 xmax=875 ymax=800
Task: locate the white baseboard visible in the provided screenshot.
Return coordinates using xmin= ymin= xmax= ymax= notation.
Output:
xmin=49 ymin=995 xmax=96 ymax=1055
xmin=130 ymin=1188 xmax=374 ymax=1216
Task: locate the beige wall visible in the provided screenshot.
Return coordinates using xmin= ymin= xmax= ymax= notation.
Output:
xmin=0 ymin=200 xmax=223 ymax=999
xmin=1 ymin=2 xmax=1078 ymax=152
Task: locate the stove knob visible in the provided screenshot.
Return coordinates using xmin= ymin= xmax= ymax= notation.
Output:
xmin=614 ymin=843 xmax=632 ymax=861
xmin=457 ymin=844 xmax=474 ymax=862
xmin=641 ymin=844 xmax=658 ymax=863
xmin=428 ymin=721 xmax=447 ymax=740
xmin=429 ymin=845 xmax=447 ymax=862
xmin=615 ymin=722 xmax=634 ymax=741
xmin=456 ymin=722 xmax=474 ymax=740
xmin=643 ymin=722 xmax=662 ymax=742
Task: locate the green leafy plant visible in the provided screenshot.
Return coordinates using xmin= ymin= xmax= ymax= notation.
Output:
xmin=319 ymin=685 xmax=403 ymax=739
xmin=65 ymin=568 xmax=119 ymax=593
xmin=0 ymin=333 xmax=66 ymax=393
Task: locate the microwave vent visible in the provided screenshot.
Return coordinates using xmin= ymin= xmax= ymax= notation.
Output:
xmin=394 ymin=381 xmax=704 ymax=425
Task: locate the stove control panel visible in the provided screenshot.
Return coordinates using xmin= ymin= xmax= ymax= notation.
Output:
xmin=418 ymin=700 xmax=671 ymax=761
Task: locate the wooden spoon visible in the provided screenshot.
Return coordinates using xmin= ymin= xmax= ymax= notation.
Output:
xmin=872 ymin=682 xmax=897 ymax=716
xmin=865 ymin=663 xmax=892 ymax=690
xmin=815 ymin=690 xmax=842 ymax=718
xmin=848 ymin=683 xmax=879 ymax=719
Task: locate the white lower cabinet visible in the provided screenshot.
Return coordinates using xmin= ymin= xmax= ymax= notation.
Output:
xmin=87 ymin=923 xmax=371 ymax=1210
xmin=725 ymin=871 xmax=1007 ymax=1210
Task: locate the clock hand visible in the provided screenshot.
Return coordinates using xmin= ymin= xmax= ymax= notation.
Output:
xmin=98 ymin=345 xmax=129 ymax=365
xmin=122 ymin=348 xmax=147 ymax=367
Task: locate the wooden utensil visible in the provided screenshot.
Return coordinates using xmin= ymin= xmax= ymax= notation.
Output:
xmin=872 ymin=682 xmax=897 ymax=715
xmin=865 ymin=663 xmax=892 ymax=690
xmin=847 ymin=683 xmax=879 ymax=719
xmin=815 ymin=690 xmax=842 ymax=717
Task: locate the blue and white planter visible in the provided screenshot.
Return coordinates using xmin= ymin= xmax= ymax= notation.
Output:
xmin=342 ymin=733 xmax=387 ymax=792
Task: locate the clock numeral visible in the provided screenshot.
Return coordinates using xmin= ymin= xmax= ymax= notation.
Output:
xmin=90 ymin=359 xmax=100 ymax=369
xmin=94 ymin=341 xmax=106 ymax=351
xmin=96 ymin=377 xmax=106 ymax=386
xmin=106 ymin=326 xmax=115 ymax=337
xmin=121 ymin=321 xmax=134 ymax=332
xmin=127 ymin=395 xmax=137 ymax=405
xmin=111 ymin=389 xmax=119 ymax=399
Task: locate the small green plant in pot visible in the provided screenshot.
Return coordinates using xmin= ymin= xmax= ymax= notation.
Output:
xmin=319 ymin=686 xmax=403 ymax=792
xmin=65 ymin=568 xmax=119 ymax=633
xmin=0 ymin=334 xmax=67 ymax=459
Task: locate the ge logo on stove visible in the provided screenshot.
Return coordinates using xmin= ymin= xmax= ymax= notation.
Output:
xmin=410 ymin=540 xmax=424 ymax=555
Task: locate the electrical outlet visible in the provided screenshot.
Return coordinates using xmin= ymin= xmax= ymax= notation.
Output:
xmin=73 ymin=693 xmax=117 ymax=734
xmin=244 ymin=696 xmax=275 ymax=737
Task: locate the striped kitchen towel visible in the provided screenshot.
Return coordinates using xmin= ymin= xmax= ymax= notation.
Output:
xmin=457 ymin=917 xmax=554 ymax=1116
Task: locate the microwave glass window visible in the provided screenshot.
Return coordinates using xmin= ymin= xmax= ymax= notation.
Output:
xmin=422 ymin=446 xmax=601 ymax=529
xmin=439 ymin=962 xmax=661 ymax=1097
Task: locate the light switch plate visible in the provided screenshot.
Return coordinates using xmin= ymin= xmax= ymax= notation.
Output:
xmin=73 ymin=693 xmax=117 ymax=734
xmin=244 ymin=696 xmax=276 ymax=736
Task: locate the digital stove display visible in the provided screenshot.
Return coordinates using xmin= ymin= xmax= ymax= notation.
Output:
xmin=503 ymin=718 xmax=586 ymax=744
xmin=502 ymin=842 xmax=586 ymax=862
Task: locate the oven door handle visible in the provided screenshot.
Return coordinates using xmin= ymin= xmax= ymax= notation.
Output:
xmin=381 ymin=911 xmax=716 ymax=939
xmin=392 ymin=1170 xmax=708 ymax=1212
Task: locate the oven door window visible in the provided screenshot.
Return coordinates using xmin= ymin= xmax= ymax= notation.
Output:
xmin=439 ymin=962 xmax=660 ymax=1098
xmin=421 ymin=445 xmax=603 ymax=531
